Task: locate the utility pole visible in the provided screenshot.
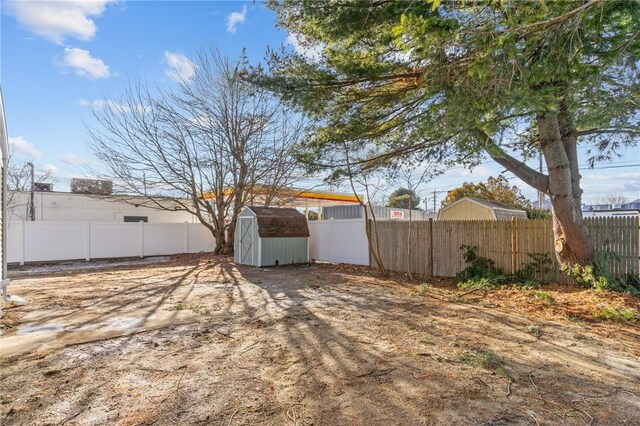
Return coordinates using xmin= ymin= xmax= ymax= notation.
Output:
xmin=26 ymin=161 xmax=35 ymax=221
xmin=432 ymin=189 xmax=437 ymax=213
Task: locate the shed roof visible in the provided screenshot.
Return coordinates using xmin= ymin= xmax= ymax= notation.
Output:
xmin=464 ymin=197 xmax=526 ymax=211
xmin=246 ymin=206 xmax=310 ymax=238
xmin=438 ymin=197 xmax=528 ymax=220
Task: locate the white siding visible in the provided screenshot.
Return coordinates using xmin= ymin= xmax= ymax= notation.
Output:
xmin=8 ymin=192 xmax=197 ymax=223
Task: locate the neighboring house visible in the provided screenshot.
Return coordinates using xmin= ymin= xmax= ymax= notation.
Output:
xmin=438 ymin=197 xmax=528 ymax=221
xmin=622 ymin=199 xmax=640 ymax=210
xmin=530 ymin=196 xmax=552 ymax=210
xmin=8 ymin=190 xmax=197 ymax=223
xmin=582 ymin=208 xmax=639 ymax=218
xmin=582 ymin=199 xmax=640 ymax=218
xmin=582 ymin=203 xmax=617 ymax=212
xmin=321 ymin=205 xmax=437 ymax=221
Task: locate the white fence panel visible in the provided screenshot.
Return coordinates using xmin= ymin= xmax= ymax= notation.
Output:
xmin=24 ymin=221 xmax=86 ymax=262
xmin=90 ymin=222 xmax=140 ymax=259
xmin=187 ymin=223 xmax=214 ymax=253
xmin=308 ymin=219 xmax=369 ymax=265
xmin=143 ymin=223 xmax=185 ymax=256
xmin=308 ymin=220 xmax=332 ymax=261
xmin=7 ymin=221 xmax=214 ymax=264
xmin=6 ymin=222 xmax=22 ymax=264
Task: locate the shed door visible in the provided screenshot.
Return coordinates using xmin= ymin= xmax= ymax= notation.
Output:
xmin=239 ymin=217 xmax=253 ymax=264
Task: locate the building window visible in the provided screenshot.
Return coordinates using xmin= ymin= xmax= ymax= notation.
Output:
xmin=124 ymin=216 xmax=148 ymax=223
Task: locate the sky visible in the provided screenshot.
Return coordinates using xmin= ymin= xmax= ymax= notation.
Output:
xmin=1 ymin=0 xmax=638 ymax=210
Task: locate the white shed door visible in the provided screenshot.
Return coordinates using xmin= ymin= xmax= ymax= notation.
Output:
xmin=239 ymin=218 xmax=253 ymax=264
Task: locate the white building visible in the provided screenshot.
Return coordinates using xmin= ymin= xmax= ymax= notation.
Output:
xmin=9 ymin=191 xmax=198 ymax=223
xmin=582 ymin=209 xmax=639 ymax=218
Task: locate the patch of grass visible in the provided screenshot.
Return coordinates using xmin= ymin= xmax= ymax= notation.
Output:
xmin=458 ymin=349 xmax=507 ymax=376
xmin=416 ymin=283 xmax=431 ymax=297
xmin=532 ymin=290 xmax=555 ymax=305
xmin=457 ymin=277 xmax=502 ymax=292
xmin=1 ymin=395 xmax=13 ymax=404
xmin=169 ymin=302 xmax=186 ymax=311
xmin=595 ymin=306 xmax=637 ymax=322
xmin=219 ymin=277 xmax=232 ymax=284
xmin=166 ymin=302 xmax=208 ymax=315
xmin=526 ymin=324 xmax=541 ymax=336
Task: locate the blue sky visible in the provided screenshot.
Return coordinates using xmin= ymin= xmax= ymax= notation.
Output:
xmin=1 ymin=0 xmax=638 ymax=208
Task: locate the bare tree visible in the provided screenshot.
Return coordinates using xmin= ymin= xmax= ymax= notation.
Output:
xmin=338 ymin=141 xmax=387 ymax=275
xmin=5 ymin=149 xmax=53 ymax=220
xmin=88 ymin=48 xmax=305 ymax=254
xmin=606 ymin=193 xmax=628 ymax=206
xmin=392 ymin=163 xmax=434 ymax=280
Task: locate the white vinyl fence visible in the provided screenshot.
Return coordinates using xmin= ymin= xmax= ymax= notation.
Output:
xmin=308 ymin=218 xmax=369 ymax=265
xmin=7 ymin=221 xmax=214 ymax=264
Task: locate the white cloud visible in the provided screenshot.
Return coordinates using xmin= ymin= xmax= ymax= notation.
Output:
xmin=58 ymin=47 xmax=110 ymax=79
xmin=581 ymin=172 xmax=640 ymax=202
xmin=286 ymin=32 xmax=323 ymax=62
xmin=4 ymin=0 xmax=115 ymax=44
xmin=41 ymin=163 xmax=59 ymax=176
xmin=163 ymin=51 xmax=195 ymax=83
xmin=78 ymin=98 xmax=147 ymax=113
xmin=226 ymin=5 xmax=247 ymax=33
xmin=8 ymin=136 xmax=42 ymax=158
xmin=62 ymin=153 xmax=86 ymax=166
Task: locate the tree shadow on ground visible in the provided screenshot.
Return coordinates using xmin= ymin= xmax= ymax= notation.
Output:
xmin=1 ymin=257 xmax=639 ymax=425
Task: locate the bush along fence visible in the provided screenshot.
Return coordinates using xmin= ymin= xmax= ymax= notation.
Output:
xmin=370 ymin=217 xmax=639 ymax=282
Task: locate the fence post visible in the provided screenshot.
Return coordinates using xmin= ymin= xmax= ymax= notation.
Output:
xmin=139 ymin=221 xmax=145 ymax=258
xmin=428 ymin=218 xmax=434 ymax=277
xmin=19 ymin=220 xmax=25 ymax=266
xmin=85 ymin=221 xmax=90 ymax=261
xmin=329 ymin=218 xmax=334 ymax=263
xmin=511 ymin=217 xmax=518 ymax=274
xmin=184 ymin=222 xmax=189 ymax=253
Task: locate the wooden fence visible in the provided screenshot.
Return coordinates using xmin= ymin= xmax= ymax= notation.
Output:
xmin=371 ymin=217 xmax=639 ymax=281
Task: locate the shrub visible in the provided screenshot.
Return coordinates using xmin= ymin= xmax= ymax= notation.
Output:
xmin=455 ymin=246 xmax=552 ymax=290
xmin=456 ymin=245 xmax=504 ymax=282
xmin=561 ymin=252 xmax=640 ymax=297
xmin=416 ymin=283 xmax=431 ymax=297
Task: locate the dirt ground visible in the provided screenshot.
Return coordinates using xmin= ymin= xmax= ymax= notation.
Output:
xmin=1 ymin=254 xmax=639 ymax=426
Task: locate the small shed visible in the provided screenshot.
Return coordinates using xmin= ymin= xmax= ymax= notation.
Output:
xmin=438 ymin=197 xmax=528 ymax=221
xmin=234 ymin=206 xmax=309 ymax=267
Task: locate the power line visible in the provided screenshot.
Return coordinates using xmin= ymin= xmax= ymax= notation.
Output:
xmin=421 ymin=162 xmax=639 ymax=196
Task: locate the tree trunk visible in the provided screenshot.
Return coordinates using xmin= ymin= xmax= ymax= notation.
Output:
xmin=220 ymin=222 xmax=235 ymax=255
xmin=477 ymin=105 xmax=594 ymax=267
xmin=537 ymin=111 xmax=593 ymax=266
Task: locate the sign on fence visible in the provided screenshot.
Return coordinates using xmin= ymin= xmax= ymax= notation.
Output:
xmin=389 ymin=210 xmax=405 ymax=220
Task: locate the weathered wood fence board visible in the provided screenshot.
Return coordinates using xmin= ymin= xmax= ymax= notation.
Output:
xmin=371 ymin=217 xmax=639 ymax=281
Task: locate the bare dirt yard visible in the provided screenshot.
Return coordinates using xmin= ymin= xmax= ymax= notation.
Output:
xmin=1 ymin=254 xmax=639 ymax=425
